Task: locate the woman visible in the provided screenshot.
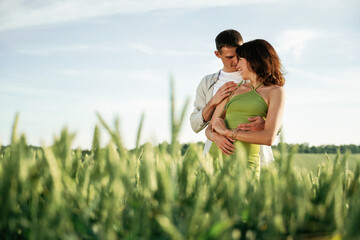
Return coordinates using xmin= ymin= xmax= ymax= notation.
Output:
xmin=205 ymin=39 xmax=285 ymax=174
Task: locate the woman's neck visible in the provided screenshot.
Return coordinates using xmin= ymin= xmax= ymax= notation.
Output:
xmin=248 ymin=74 xmax=261 ymax=88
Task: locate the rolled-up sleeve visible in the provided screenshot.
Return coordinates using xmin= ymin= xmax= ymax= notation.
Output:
xmin=190 ymin=109 xmax=207 ymax=133
xmin=190 ymin=78 xmax=209 ymax=133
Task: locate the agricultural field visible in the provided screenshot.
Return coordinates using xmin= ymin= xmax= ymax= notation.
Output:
xmin=291 ymin=153 xmax=360 ymax=173
xmin=1 ymin=114 xmax=359 ymax=240
xmin=1 ymin=84 xmax=359 ymax=239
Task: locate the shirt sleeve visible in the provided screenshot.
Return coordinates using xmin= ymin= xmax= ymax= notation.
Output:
xmin=259 ymin=145 xmax=275 ymax=166
xmin=190 ymin=77 xmax=209 ymax=133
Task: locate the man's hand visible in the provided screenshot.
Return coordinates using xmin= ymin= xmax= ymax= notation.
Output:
xmin=213 ymin=132 xmax=236 ymax=156
xmin=237 ymin=116 xmax=265 ymax=131
xmin=211 ymin=81 xmax=237 ymax=106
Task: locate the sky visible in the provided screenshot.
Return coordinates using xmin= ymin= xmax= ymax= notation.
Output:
xmin=0 ymin=0 xmax=359 ymax=149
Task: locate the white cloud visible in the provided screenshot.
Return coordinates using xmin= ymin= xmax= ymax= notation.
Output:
xmin=16 ymin=43 xmax=123 ymax=56
xmin=287 ymin=66 xmax=360 ymax=89
xmin=129 ymin=44 xmax=156 ymax=55
xmin=93 ymin=97 xmax=168 ymax=115
xmin=0 ymin=0 xmax=278 ymax=32
xmin=16 ymin=42 xmax=207 ymax=57
xmin=287 ymin=89 xmax=359 ymax=105
xmin=0 ymin=83 xmax=81 ymax=99
xmin=85 ymin=97 xmax=172 ymax=148
xmin=129 ymin=43 xmax=208 ymax=56
xmin=163 ymin=50 xmax=207 ymax=57
xmin=55 ymin=68 xmax=169 ymax=86
xmin=277 ymin=30 xmax=321 ymax=61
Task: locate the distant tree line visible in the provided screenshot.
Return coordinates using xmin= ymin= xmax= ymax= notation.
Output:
xmin=1 ymin=143 xmax=360 ymax=156
xmin=272 ymin=143 xmax=360 ymax=154
xmin=181 ymin=142 xmax=360 ymax=155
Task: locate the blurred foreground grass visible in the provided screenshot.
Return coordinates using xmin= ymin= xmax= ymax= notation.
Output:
xmin=1 ymin=79 xmax=359 ymax=239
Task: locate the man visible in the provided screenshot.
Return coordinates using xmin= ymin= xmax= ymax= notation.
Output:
xmin=190 ymin=29 xmax=274 ymax=164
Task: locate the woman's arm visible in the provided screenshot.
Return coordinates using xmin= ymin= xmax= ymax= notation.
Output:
xmin=205 ymin=98 xmax=227 ymax=140
xmin=205 ymin=99 xmax=236 ymax=155
xmin=213 ymin=87 xmax=285 ymax=146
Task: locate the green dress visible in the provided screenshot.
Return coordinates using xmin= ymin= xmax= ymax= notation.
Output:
xmin=209 ymin=81 xmax=268 ymax=174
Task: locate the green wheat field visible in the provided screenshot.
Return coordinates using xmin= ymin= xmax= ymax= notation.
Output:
xmin=1 ymin=81 xmax=359 ymax=239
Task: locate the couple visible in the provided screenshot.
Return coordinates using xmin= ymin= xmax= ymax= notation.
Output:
xmin=190 ymin=29 xmax=285 ymax=174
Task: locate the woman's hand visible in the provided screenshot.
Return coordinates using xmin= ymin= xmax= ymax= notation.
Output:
xmin=212 ymin=131 xmax=236 ymax=156
xmin=212 ymin=118 xmax=231 ymax=136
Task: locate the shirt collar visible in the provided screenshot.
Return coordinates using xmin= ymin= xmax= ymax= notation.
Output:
xmin=208 ymin=70 xmax=221 ymax=90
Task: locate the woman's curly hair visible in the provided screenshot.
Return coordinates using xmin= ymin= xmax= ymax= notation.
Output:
xmin=236 ymin=39 xmax=285 ymax=86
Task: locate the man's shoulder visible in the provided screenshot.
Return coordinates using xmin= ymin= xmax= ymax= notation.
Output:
xmin=199 ymin=70 xmax=221 ymax=86
xmin=202 ymin=70 xmax=220 ymax=80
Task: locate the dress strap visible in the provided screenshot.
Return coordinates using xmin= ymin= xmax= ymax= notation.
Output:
xmin=236 ymin=80 xmax=243 ymax=88
xmin=220 ymin=80 xmax=244 ymax=117
xmin=254 ymin=82 xmax=263 ymax=90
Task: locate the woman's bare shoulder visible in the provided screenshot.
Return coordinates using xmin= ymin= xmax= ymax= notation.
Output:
xmin=268 ymin=86 xmax=285 ymax=100
xmin=263 ymin=85 xmax=285 ymax=99
xmin=268 ymin=85 xmax=284 ymax=92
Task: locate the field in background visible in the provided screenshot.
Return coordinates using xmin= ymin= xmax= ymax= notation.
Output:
xmin=282 ymin=153 xmax=360 ymax=173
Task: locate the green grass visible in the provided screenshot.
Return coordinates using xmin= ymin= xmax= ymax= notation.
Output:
xmin=292 ymin=153 xmax=360 ymax=173
xmin=2 ymin=129 xmax=359 ymax=240
xmin=271 ymin=151 xmax=360 ymax=173
xmin=1 ymin=80 xmax=359 ymax=239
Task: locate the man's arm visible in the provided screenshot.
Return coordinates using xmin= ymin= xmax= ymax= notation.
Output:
xmin=236 ymin=116 xmax=265 ymax=131
xmin=236 ymin=116 xmax=282 ymax=135
xmin=190 ymin=78 xmax=209 ymax=133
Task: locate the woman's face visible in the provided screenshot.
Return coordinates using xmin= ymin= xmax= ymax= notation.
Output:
xmin=236 ymin=57 xmax=252 ymax=80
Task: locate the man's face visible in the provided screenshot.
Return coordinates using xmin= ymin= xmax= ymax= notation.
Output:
xmin=215 ymin=46 xmax=239 ymax=73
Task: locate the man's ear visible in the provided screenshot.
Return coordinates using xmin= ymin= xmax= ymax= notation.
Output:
xmin=214 ymin=50 xmax=221 ymax=58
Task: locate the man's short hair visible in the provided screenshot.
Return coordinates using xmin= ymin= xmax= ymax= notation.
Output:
xmin=215 ymin=29 xmax=243 ymax=52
